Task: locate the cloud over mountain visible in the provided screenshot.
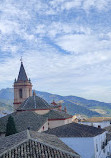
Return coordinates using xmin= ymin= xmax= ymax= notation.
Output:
xmin=0 ymin=0 xmax=111 ymax=102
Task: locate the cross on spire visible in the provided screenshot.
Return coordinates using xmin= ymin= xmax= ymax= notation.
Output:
xmin=20 ymin=56 xmax=23 ymax=63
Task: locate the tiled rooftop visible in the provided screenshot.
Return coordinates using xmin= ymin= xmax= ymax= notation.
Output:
xmin=0 ymin=130 xmax=80 ymax=158
xmin=45 ymin=122 xmax=105 ymax=137
xmin=43 ymin=110 xmax=72 ymax=120
xmin=0 ymin=111 xmax=47 ymax=133
xmin=17 ymin=95 xmax=52 ymax=111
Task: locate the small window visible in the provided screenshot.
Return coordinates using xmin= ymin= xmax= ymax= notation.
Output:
xmin=19 ymin=89 xmax=23 ymax=98
xmin=96 ymin=144 xmax=98 ymax=152
xmin=43 ymin=126 xmax=44 ymax=131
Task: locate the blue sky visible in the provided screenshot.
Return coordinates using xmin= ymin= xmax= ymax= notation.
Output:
xmin=0 ymin=0 xmax=111 ymax=102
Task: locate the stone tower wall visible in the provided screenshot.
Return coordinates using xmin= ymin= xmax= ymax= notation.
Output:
xmin=13 ymin=81 xmax=32 ymax=111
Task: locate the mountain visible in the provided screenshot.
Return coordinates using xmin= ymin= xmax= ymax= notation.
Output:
xmin=0 ymin=88 xmax=111 ymax=117
xmin=63 ymin=96 xmax=111 ymax=115
xmin=0 ymin=88 xmax=13 ymax=105
xmin=1 ymin=88 xmax=110 ymax=117
xmin=0 ymin=101 xmax=13 ymax=118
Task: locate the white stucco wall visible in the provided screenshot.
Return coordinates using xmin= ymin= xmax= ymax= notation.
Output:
xmin=35 ymin=109 xmax=50 ymax=115
xmin=80 ymin=121 xmax=111 ymax=129
xmin=65 ymin=118 xmax=72 ymax=124
xmin=93 ymin=132 xmax=108 ymax=158
xmin=60 ymin=132 xmax=109 ymax=158
xmin=60 ymin=137 xmax=94 ymax=158
xmin=48 ymin=118 xmax=72 ymax=129
xmin=107 ymin=140 xmax=111 ymax=156
xmin=48 ymin=120 xmax=66 ymax=129
xmin=38 ymin=121 xmax=48 ymax=132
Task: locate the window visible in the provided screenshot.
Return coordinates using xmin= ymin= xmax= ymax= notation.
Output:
xmin=19 ymin=89 xmax=23 ymax=98
xmin=96 ymin=144 xmax=98 ymax=152
xmin=43 ymin=126 xmax=44 ymax=131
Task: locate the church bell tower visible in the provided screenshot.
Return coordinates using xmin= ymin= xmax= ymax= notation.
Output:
xmin=13 ymin=61 xmax=32 ymax=111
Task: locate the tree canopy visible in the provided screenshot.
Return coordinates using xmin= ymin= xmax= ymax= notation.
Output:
xmin=5 ymin=115 xmax=17 ymax=136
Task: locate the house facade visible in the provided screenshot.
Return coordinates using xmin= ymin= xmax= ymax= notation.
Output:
xmin=80 ymin=121 xmax=111 ymax=129
xmin=45 ymin=122 xmax=111 ymax=158
xmin=60 ymin=132 xmax=109 ymax=158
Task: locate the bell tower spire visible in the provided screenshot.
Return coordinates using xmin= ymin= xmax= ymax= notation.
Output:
xmin=13 ymin=60 xmax=32 ymax=111
xmin=17 ymin=60 xmax=28 ymax=82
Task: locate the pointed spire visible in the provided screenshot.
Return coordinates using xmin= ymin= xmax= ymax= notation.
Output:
xmin=17 ymin=61 xmax=28 ymax=82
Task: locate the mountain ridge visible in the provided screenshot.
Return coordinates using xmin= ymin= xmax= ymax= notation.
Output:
xmin=0 ymin=88 xmax=111 ymax=117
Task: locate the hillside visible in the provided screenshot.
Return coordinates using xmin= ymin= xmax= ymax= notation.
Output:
xmin=1 ymin=88 xmax=111 ymax=117
xmin=0 ymin=101 xmax=13 ymax=117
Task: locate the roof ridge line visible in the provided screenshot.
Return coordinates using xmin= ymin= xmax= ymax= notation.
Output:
xmin=22 ymin=97 xmax=30 ymax=108
xmin=30 ymin=138 xmax=79 ymax=157
xmin=34 ymin=95 xmax=36 ymax=109
xmin=40 ymin=97 xmax=50 ymax=108
xmin=27 ymin=129 xmax=31 ymax=139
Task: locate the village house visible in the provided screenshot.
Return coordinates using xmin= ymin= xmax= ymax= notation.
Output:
xmin=79 ymin=117 xmax=111 ymax=129
xmin=1 ymin=60 xmax=111 ymax=158
xmin=45 ymin=122 xmax=111 ymax=158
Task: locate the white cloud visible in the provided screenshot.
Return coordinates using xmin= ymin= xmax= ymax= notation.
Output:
xmin=83 ymin=0 xmax=111 ymax=11
xmin=61 ymin=0 xmax=82 ymax=10
xmin=50 ymin=0 xmax=111 ymax=12
xmin=0 ymin=0 xmax=111 ymax=102
xmin=55 ymin=33 xmax=111 ymax=54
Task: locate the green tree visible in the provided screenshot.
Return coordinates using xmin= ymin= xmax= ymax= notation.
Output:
xmin=5 ymin=116 xmax=17 ymax=136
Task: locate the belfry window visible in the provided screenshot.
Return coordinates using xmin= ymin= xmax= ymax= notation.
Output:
xmin=19 ymin=89 xmax=23 ymax=98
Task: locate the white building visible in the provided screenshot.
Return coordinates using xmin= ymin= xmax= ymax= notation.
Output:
xmin=80 ymin=119 xmax=111 ymax=129
xmin=45 ymin=122 xmax=111 ymax=158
